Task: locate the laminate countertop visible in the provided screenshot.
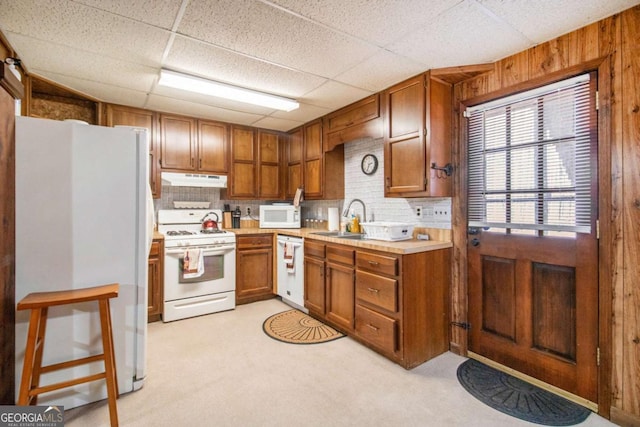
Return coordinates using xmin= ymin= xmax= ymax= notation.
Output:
xmin=229 ymin=227 xmax=452 ymax=255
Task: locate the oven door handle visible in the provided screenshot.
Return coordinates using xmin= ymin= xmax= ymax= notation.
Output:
xmin=166 ymin=245 xmax=235 ymax=256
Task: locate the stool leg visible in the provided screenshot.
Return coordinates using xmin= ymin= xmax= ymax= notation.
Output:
xmin=18 ymin=308 xmax=45 ymax=405
xmin=99 ymin=299 xmax=119 ymax=427
xmin=104 ymin=299 xmax=119 ymax=397
xmin=29 ymin=307 xmax=49 ymax=405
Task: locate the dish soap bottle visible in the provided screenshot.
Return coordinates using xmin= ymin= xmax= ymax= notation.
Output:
xmin=350 ymin=210 xmax=360 ymax=234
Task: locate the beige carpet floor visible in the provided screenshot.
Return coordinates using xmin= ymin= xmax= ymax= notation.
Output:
xmin=65 ymin=299 xmax=616 ymax=426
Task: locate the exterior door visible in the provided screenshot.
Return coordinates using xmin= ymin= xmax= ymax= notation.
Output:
xmin=465 ymin=73 xmax=599 ymax=403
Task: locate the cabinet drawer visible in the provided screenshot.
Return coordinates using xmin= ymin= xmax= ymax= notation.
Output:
xmin=305 ymin=240 xmax=325 ymax=259
xmin=356 ymin=271 xmax=398 ymax=313
xmin=237 ymin=234 xmax=272 ymax=249
xmin=149 ymin=240 xmax=161 ymax=257
xmin=355 ymin=305 xmax=396 ymax=353
xmin=356 ymin=252 xmax=398 ymax=276
xmin=326 ymin=245 xmax=354 ymax=266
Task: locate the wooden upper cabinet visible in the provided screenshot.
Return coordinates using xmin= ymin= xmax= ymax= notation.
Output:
xmin=303 ymin=120 xmax=323 ymax=199
xmin=160 ymin=114 xmax=196 ymax=171
xmin=228 ymin=125 xmax=257 ymax=198
xmin=286 ymin=127 xmax=303 ymax=199
xmin=324 ymin=94 xmax=382 ymax=151
xmin=286 ymin=120 xmax=344 ymax=201
xmin=383 ymin=73 xmax=452 ymax=198
xmin=105 ymin=104 xmax=161 ymax=198
xmin=198 ymin=120 xmax=228 ymax=174
xmin=258 ymin=130 xmax=282 ymax=199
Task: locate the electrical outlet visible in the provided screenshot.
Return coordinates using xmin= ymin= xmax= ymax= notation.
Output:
xmin=415 ymin=206 xmax=422 ymax=218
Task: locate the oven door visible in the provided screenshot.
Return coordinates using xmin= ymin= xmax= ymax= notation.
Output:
xmin=164 ymin=244 xmax=236 ymax=302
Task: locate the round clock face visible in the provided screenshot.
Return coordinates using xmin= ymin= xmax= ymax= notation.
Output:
xmin=361 ymin=154 xmax=378 ymax=175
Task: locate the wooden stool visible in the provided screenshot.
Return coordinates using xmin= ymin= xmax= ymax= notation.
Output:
xmin=17 ymin=283 xmax=120 ymax=427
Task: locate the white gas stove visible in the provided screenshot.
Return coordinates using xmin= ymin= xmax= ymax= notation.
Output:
xmin=157 ymin=209 xmax=236 ymax=322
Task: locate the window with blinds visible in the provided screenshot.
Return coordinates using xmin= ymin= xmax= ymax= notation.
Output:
xmin=466 ymin=73 xmax=595 ymax=236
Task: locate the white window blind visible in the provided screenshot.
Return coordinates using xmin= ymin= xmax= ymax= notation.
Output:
xmin=466 ymin=74 xmax=594 ymax=234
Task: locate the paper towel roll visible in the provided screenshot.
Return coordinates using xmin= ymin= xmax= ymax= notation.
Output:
xmin=327 ymin=207 xmax=339 ymax=231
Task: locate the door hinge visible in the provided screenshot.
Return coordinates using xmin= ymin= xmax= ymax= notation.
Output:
xmin=596 ymin=347 xmax=600 ymax=366
xmin=595 ymin=91 xmax=599 ymax=111
xmin=451 ymin=321 xmax=471 ymax=330
xmin=596 ymin=219 xmax=600 ymax=240
xmin=463 ymin=109 xmax=470 ymax=118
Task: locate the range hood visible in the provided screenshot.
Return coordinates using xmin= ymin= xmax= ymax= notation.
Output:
xmin=161 ymin=172 xmax=227 ymax=188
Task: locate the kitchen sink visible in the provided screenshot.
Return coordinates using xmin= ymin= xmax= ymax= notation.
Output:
xmin=311 ymin=231 xmax=367 ymax=240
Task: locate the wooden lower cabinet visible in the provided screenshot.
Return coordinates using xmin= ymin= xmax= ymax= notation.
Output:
xmin=148 ymin=238 xmax=164 ymax=322
xmin=236 ymin=234 xmax=275 ymax=304
xmin=325 ymin=245 xmax=355 ymax=332
xmin=304 ymin=255 xmax=325 ymax=314
xmin=305 ymin=238 xmax=450 ymax=369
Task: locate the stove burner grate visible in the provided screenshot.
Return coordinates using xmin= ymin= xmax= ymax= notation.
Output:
xmin=200 ymin=229 xmax=225 ymax=234
xmin=166 ymin=230 xmax=197 ymax=236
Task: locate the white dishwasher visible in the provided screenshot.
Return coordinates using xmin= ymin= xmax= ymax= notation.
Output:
xmin=276 ymin=235 xmax=306 ymax=312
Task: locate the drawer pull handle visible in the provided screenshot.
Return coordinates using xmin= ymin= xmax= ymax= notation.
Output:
xmin=368 ymin=261 xmax=379 ymax=266
xmin=367 ymin=324 xmax=379 ymax=331
xmin=367 ymin=287 xmax=379 ymax=293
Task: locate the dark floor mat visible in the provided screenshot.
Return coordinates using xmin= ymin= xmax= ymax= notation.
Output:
xmin=457 ymin=359 xmax=591 ymax=426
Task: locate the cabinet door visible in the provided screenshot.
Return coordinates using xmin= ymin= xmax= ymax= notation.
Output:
xmin=229 ymin=126 xmax=256 ymax=198
xmin=304 ymin=256 xmax=325 ymax=315
xmin=286 ymin=127 xmax=303 ymax=199
xmin=258 ymin=130 xmax=281 ymax=199
xmin=160 ymin=114 xmax=196 ymax=171
xmin=198 ymin=120 xmax=228 ymax=173
xmin=326 ymin=262 xmax=355 ymax=331
xmin=303 ymin=120 xmax=323 ymax=198
xmin=383 ymin=75 xmax=426 ymax=196
xmin=147 ymin=239 xmax=163 ymax=322
xmin=236 ymin=247 xmax=273 ymax=304
xmin=426 ymin=77 xmax=453 ymax=197
xmin=105 ymin=105 xmax=160 ymax=198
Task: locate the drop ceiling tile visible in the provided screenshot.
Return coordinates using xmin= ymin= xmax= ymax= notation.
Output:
xmin=269 ymin=0 xmax=460 ymax=46
xmin=251 ymin=116 xmax=304 ymax=132
xmin=387 ymin=0 xmax=533 ymax=68
xmin=6 ymin=34 xmax=157 ymax=91
xmin=334 ymin=50 xmax=427 ymax=92
xmin=270 ymin=103 xmax=332 ymax=122
xmin=301 ymin=81 xmax=373 ymax=111
xmin=0 ymin=0 xmax=170 ymax=67
xmin=36 ymin=72 xmax=150 ymax=107
xmin=478 ymin=0 xmax=640 ymax=43
xmin=165 ymin=36 xmax=327 ymax=98
xmin=146 ymin=94 xmax=263 ymax=125
xmin=178 ymin=0 xmax=379 ymax=78
xmin=73 ymin=0 xmax=183 ymax=29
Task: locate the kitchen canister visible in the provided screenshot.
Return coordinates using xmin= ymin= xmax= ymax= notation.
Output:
xmin=327 ymin=207 xmax=339 ymax=231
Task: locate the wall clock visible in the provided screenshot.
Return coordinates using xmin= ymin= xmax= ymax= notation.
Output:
xmin=361 ymin=154 xmax=378 ymax=175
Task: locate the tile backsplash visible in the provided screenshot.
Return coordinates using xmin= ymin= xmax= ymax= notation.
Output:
xmin=155 ymin=137 xmax=451 ymax=229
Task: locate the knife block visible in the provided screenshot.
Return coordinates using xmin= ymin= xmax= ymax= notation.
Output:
xmin=222 ymin=212 xmax=233 ymax=229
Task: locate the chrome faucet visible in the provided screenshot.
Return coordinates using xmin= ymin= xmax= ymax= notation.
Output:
xmin=342 ymin=199 xmax=367 ymax=223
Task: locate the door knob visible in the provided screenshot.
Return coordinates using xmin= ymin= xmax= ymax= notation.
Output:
xmin=470 ymin=238 xmax=480 ymax=247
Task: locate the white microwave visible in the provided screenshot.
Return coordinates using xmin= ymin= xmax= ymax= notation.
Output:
xmin=259 ymin=205 xmax=301 ymax=229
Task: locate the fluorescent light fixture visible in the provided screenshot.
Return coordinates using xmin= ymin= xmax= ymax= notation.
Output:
xmin=158 ymin=69 xmax=299 ymax=112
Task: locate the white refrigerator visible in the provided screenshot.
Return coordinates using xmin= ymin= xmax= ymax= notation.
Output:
xmin=14 ymin=116 xmax=152 ymax=409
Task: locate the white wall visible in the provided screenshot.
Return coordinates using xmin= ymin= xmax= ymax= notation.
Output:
xmin=309 ymin=137 xmax=451 ymax=229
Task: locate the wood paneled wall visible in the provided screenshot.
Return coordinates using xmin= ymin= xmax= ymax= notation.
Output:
xmin=451 ymin=6 xmax=640 ymax=424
